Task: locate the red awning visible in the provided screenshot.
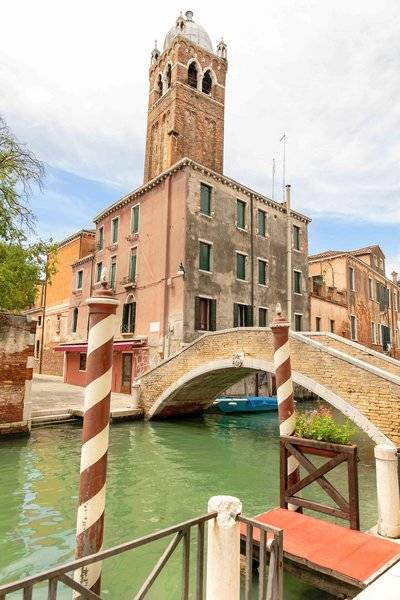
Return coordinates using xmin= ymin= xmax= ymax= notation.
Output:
xmin=55 ymin=340 xmax=146 ymax=352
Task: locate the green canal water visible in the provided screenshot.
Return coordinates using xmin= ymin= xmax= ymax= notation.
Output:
xmin=0 ymin=406 xmax=378 ymax=598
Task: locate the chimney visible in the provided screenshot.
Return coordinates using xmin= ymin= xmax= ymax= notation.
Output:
xmin=391 ymin=271 xmax=398 ymax=284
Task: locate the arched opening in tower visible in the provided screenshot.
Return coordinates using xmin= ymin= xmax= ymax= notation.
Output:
xmin=157 ymin=74 xmax=163 ymax=97
xmin=166 ymin=64 xmax=171 ymax=90
xmin=188 ymin=62 xmax=198 ymax=89
xmin=202 ymin=70 xmax=212 ymax=95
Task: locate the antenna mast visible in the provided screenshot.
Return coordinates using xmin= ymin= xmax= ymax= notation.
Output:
xmin=280 ymin=134 xmax=286 ymax=202
xmin=272 ymin=158 xmax=276 ymax=200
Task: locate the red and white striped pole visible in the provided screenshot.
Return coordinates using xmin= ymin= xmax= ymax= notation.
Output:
xmin=271 ymin=303 xmax=300 ymax=509
xmin=74 ymin=280 xmax=119 ymax=594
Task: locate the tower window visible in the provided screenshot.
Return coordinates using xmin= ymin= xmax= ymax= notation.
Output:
xmin=202 ymin=70 xmax=212 ymax=95
xmin=165 ymin=64 xmax=171 ymax=90
xmin=72 ymin=307 xmax=78 ymax=333
xmin=188 ymin=62 xmax=198 ymax=89
xmin=157 ymin=73 xmax=163 ymax=97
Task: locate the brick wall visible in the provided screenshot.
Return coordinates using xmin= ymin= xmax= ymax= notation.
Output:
xmin=32 ymin=347 xmax=64 ymax=376
xmin=0 ymin=313 xmax=36 ymax=435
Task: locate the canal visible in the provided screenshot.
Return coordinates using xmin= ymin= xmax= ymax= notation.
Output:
xmin=0 ymin=404 xmax=378 ymax=598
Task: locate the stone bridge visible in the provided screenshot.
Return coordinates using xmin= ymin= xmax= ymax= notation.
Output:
xmin=137 ymin=329 xmax=400 ymax=446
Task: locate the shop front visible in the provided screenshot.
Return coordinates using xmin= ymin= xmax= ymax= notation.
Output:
xmin=55 ymin=340 xmax=149 ymax=393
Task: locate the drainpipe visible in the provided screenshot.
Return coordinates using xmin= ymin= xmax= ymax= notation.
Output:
xmin=38 ymin=253 xmax=49 ymax=374
xmin=286 ymin=185 xmax=292 ymax=327
xmin=162 ymin=175 xmax=172 ymax=357
xmin=250 ymin=195 xmax=255 ymax=325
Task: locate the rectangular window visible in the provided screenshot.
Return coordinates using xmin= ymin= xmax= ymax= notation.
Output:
xmin=96 ymin=262 xmax=102 ymax=283
xmin=371 ymin=321 xmax=376 ymax=344
xmin=330 ymin=319 xmax=335 ymax=333
xmin=200 ymin=183 xmax=212 ymax=216
xmin=350 ymin=315 xmax=357 ymax=340
xmin=368 ymin=278 xmax=374 ymax=300
xmin=97 ymin=226 xmax=104 ymax=250
xmin=199 ymin=241 xmax=212 ymax=272
xmin=111 ymin=217 xmax=119 ymax=244
xmin=258 ymin=209 xmax=267 ymax=237
xmin=236 ymin=252 xmax=247 ymax=280
xmin=294 ymin=314 xmax=303 ymax=332
xmin=316 ymin=317 xmax=321 ymax=332
xmin=38 ymin=315 xmax=42 ymax=327
xmin=258 ymin=259 xmax=268 ymax=285
xmin=259 ymin=307 xmax=268 ymax=327
xmin=129 ymin=249 xmax=137 ymax=281
xmin=293 ymin=225 xmax=301 ymax=251
xmin=293 ymin=270 xmax=302 ymax=294
xmin=35 ymin=339 xmax=40 ymax=358
xmin=349 ymin=267 xmax=355 ymax=291
xmin=376 ymin=323 xmax=381 ymax=345
xmin=131 ymin=205 xmax=140 ymax=233
xmin=79 ymin=353 xmax=87 ymax=371
xmin=76 ymin=270 xmax=83 ymax=290
xmin=236 ymin=199 xmax=246 ymax=229
xmin=110 ymin=258 xmax=117 ymax=289
xmin=122 ymin=301 xmax=136 ymax=333
xmin=195 ymin=297 xmax=216 ymax=331
xmin=234 ymin=303 xmax=253 ymax=327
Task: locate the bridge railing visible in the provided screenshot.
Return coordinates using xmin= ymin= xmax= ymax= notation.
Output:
xmin=0 ymin=501 xmax=283 ymax=600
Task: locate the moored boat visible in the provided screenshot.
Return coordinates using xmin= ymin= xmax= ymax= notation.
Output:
xmin=213 ymin=395 xmax=278 ymax=414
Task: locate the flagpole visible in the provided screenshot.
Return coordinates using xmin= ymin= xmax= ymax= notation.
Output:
xmin=272 ymin=158 xmax=276 ymax=200
xmin=280 ymin=134 xmax=286 ymax=202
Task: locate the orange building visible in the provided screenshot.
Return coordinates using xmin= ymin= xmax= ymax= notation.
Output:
xmin=28 ymin=230 xmax=95 ymax=374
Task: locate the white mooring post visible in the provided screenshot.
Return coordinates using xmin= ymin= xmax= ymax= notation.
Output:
xmin=374 ymin=444 xmax=400 ymax=538
xmin=206 ymin=495 xmax=242 ymax=600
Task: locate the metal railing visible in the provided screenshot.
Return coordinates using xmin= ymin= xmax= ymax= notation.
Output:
xmin=0 ymin=511 xmax=283 ymax=600
xmin=239 ymin=515 xmax=284 ymax=600
xmin=0 ymin=512 xmax=216 ymax=600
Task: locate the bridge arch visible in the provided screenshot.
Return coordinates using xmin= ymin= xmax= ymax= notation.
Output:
xmin=138 ymin=328 xmax=400 ymax=446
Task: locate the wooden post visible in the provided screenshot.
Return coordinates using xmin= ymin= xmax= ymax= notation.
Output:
xmin=74 ymin=281 xmax=119 ymax=595
xmin=206 ymin=495 xmax=242 ymax=600
xmin=271 ymin=304 xmax=300 ymax=510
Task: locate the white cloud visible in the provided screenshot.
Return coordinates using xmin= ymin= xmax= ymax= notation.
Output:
xmin=1 ymin=0 xmax=400 ymax=222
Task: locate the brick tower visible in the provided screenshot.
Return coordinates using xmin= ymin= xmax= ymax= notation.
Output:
xmin=143 ymin=10 xmax=228 ymax=183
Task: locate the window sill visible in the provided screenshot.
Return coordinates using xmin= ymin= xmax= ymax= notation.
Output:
xmin=236 ymin=226 xmax=248 ymax=233
xmin=199 ymin=212 xmax=213 ymax=219
xmin=294 ymin=292 xmax=303 ymax=296
xmin=236 ymin=278 xmax=248 ymax=283
xmin=199 ymin=269 xmax=212 ymax=274
xmin=293 ymin=248 xmax=302 ymax=253
xmin=258 ymin=283 xmax=269 ymax=288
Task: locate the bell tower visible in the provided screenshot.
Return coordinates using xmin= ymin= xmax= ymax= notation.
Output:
xmin=143 ymin=11 xmax=228 ymax=183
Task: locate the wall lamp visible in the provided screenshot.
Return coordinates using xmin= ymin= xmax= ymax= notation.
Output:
xmin=177 ymin=262 xmax=186 ymax=278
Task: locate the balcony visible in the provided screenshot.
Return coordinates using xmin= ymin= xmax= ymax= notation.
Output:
xmin=95 ymin=241 xmax=104 ymax=251
xmin=310 ymin=278 xmax=347 ymax=306
xmin=121 ymin=275 xmax=137 ymax=289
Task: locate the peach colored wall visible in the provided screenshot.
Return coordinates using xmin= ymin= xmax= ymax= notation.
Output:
xmin=69 ymin=258 xmax=93 ymax=341
xmin=310 ymin=297 xmax=349 ymax=336
xmin=65 ymin=352 xmax=86 ymax=386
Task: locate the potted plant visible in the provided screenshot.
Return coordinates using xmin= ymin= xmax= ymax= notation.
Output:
xmin=293 ymin=406 xmax=357 ymax=456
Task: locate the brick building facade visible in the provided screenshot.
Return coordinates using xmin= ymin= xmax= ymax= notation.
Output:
xmin=309 ymin=245 xmax=400 ymax=358
xmin=58 ymin=11 xmax=310 ymax=392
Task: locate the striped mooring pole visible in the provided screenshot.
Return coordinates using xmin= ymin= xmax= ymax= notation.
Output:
xmin=74 ymin=281 xmax=119 ymax=594
xmin=271 ymin=303 xmax=300 ymax=507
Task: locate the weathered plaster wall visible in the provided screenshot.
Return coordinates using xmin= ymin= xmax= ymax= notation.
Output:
xmin=0 ymin=314 xmax=35 ymax=435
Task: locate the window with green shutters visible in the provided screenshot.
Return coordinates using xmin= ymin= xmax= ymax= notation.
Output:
xmin=236 ymin=252 xmax=246 ymax=280
xmin=233 ymin=303 xmax=253 ymax=327
xmin=199 ymin=241 xmax=211 ymax=271
xmin=110 ymin=259 xmax=117 ymax=289
xmin=129 ymin=249 xmax=137 ymax=281
xmin=97 ymin=226 xmax=104 ymax=250
xmin=258 ymin=210 xmax=267 ymax=237
xmin=294 ymin=270 xmax=302 ymax=294
xmin=200 ymin=183 xmax=212 ymax=216
xmin=194 ymin=297 xmax=216 ymax=331
xmin=76 ymin=270 xmax=83 ymax=289
xmin=122 ymin=301 xmax=136 ymax=333
xmin=111 ymin=218 xmax=119 ymax=244
xmin=258 ymin=259 xmax=267 ymax=285
xmin=236 ymin=199 xmax=246 ymax=229
xmin=95 ymin=262 xmax=102 ymax=283
xmin=131 ymin=205 xmax=140 ymax=233
xmin=259 ymin=307 xmax=268 ymax=327
xmin=350 ymin=315 xmax=357 ymax=340
xmin=294 ymin=313 xmax=303 ymax=331
xmin=293 ymin=225 xmax=301 ymax=250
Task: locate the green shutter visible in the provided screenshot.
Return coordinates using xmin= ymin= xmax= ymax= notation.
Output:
xmin=200 ymin=184 xmax=211 ymax=215
xmin=122 ymin=304 xmax=129 ymax=331
xmin=237 ymin=200 xmax=246 ymax=228
xmin=132 ymin=206 xmax=139 ymax=233
xmin=199 ymin=243 xmax=210 ymax=271
xmin=245 ymin=305 xmax=253 ymax=326
xmin=131 ymin=302 xmax=136 ymax=333
xmin=237 ymin=254 xmax=246 ymax=280
xmin=130 ymin=253 xmax=137 ymax=280
xmin=210 ymin=299 xmax=217 ymax=331
xmin=195 ymin=297 xmax=201 ymax=330
xmin=233 ymin=303 xmax=239 ymax=327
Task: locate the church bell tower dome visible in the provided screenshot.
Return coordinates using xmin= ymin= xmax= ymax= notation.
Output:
xmin=164 ymin=10 xmax=213 ymax=52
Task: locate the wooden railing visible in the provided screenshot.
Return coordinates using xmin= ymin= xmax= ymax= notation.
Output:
xmin=280 ymin=435 xmax=360 ymax=529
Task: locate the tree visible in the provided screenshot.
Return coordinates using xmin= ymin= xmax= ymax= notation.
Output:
xmin=0 ymin=116 xmax=53 ymax=311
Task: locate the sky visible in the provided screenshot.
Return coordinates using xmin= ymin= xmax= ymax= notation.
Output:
xmin=1 ymin=0 xmax=399 ymax=272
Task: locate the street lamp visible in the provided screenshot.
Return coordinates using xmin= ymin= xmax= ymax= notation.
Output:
xmin=177 ymin=262 xmax=186 ymax=278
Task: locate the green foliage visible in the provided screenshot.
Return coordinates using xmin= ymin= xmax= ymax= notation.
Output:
xmin=295 ymin=407 xmax=356 ymax=445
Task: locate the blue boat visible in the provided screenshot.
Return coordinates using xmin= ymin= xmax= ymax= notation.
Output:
xmin=213 ymin=395 xmax=278 ymax=414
